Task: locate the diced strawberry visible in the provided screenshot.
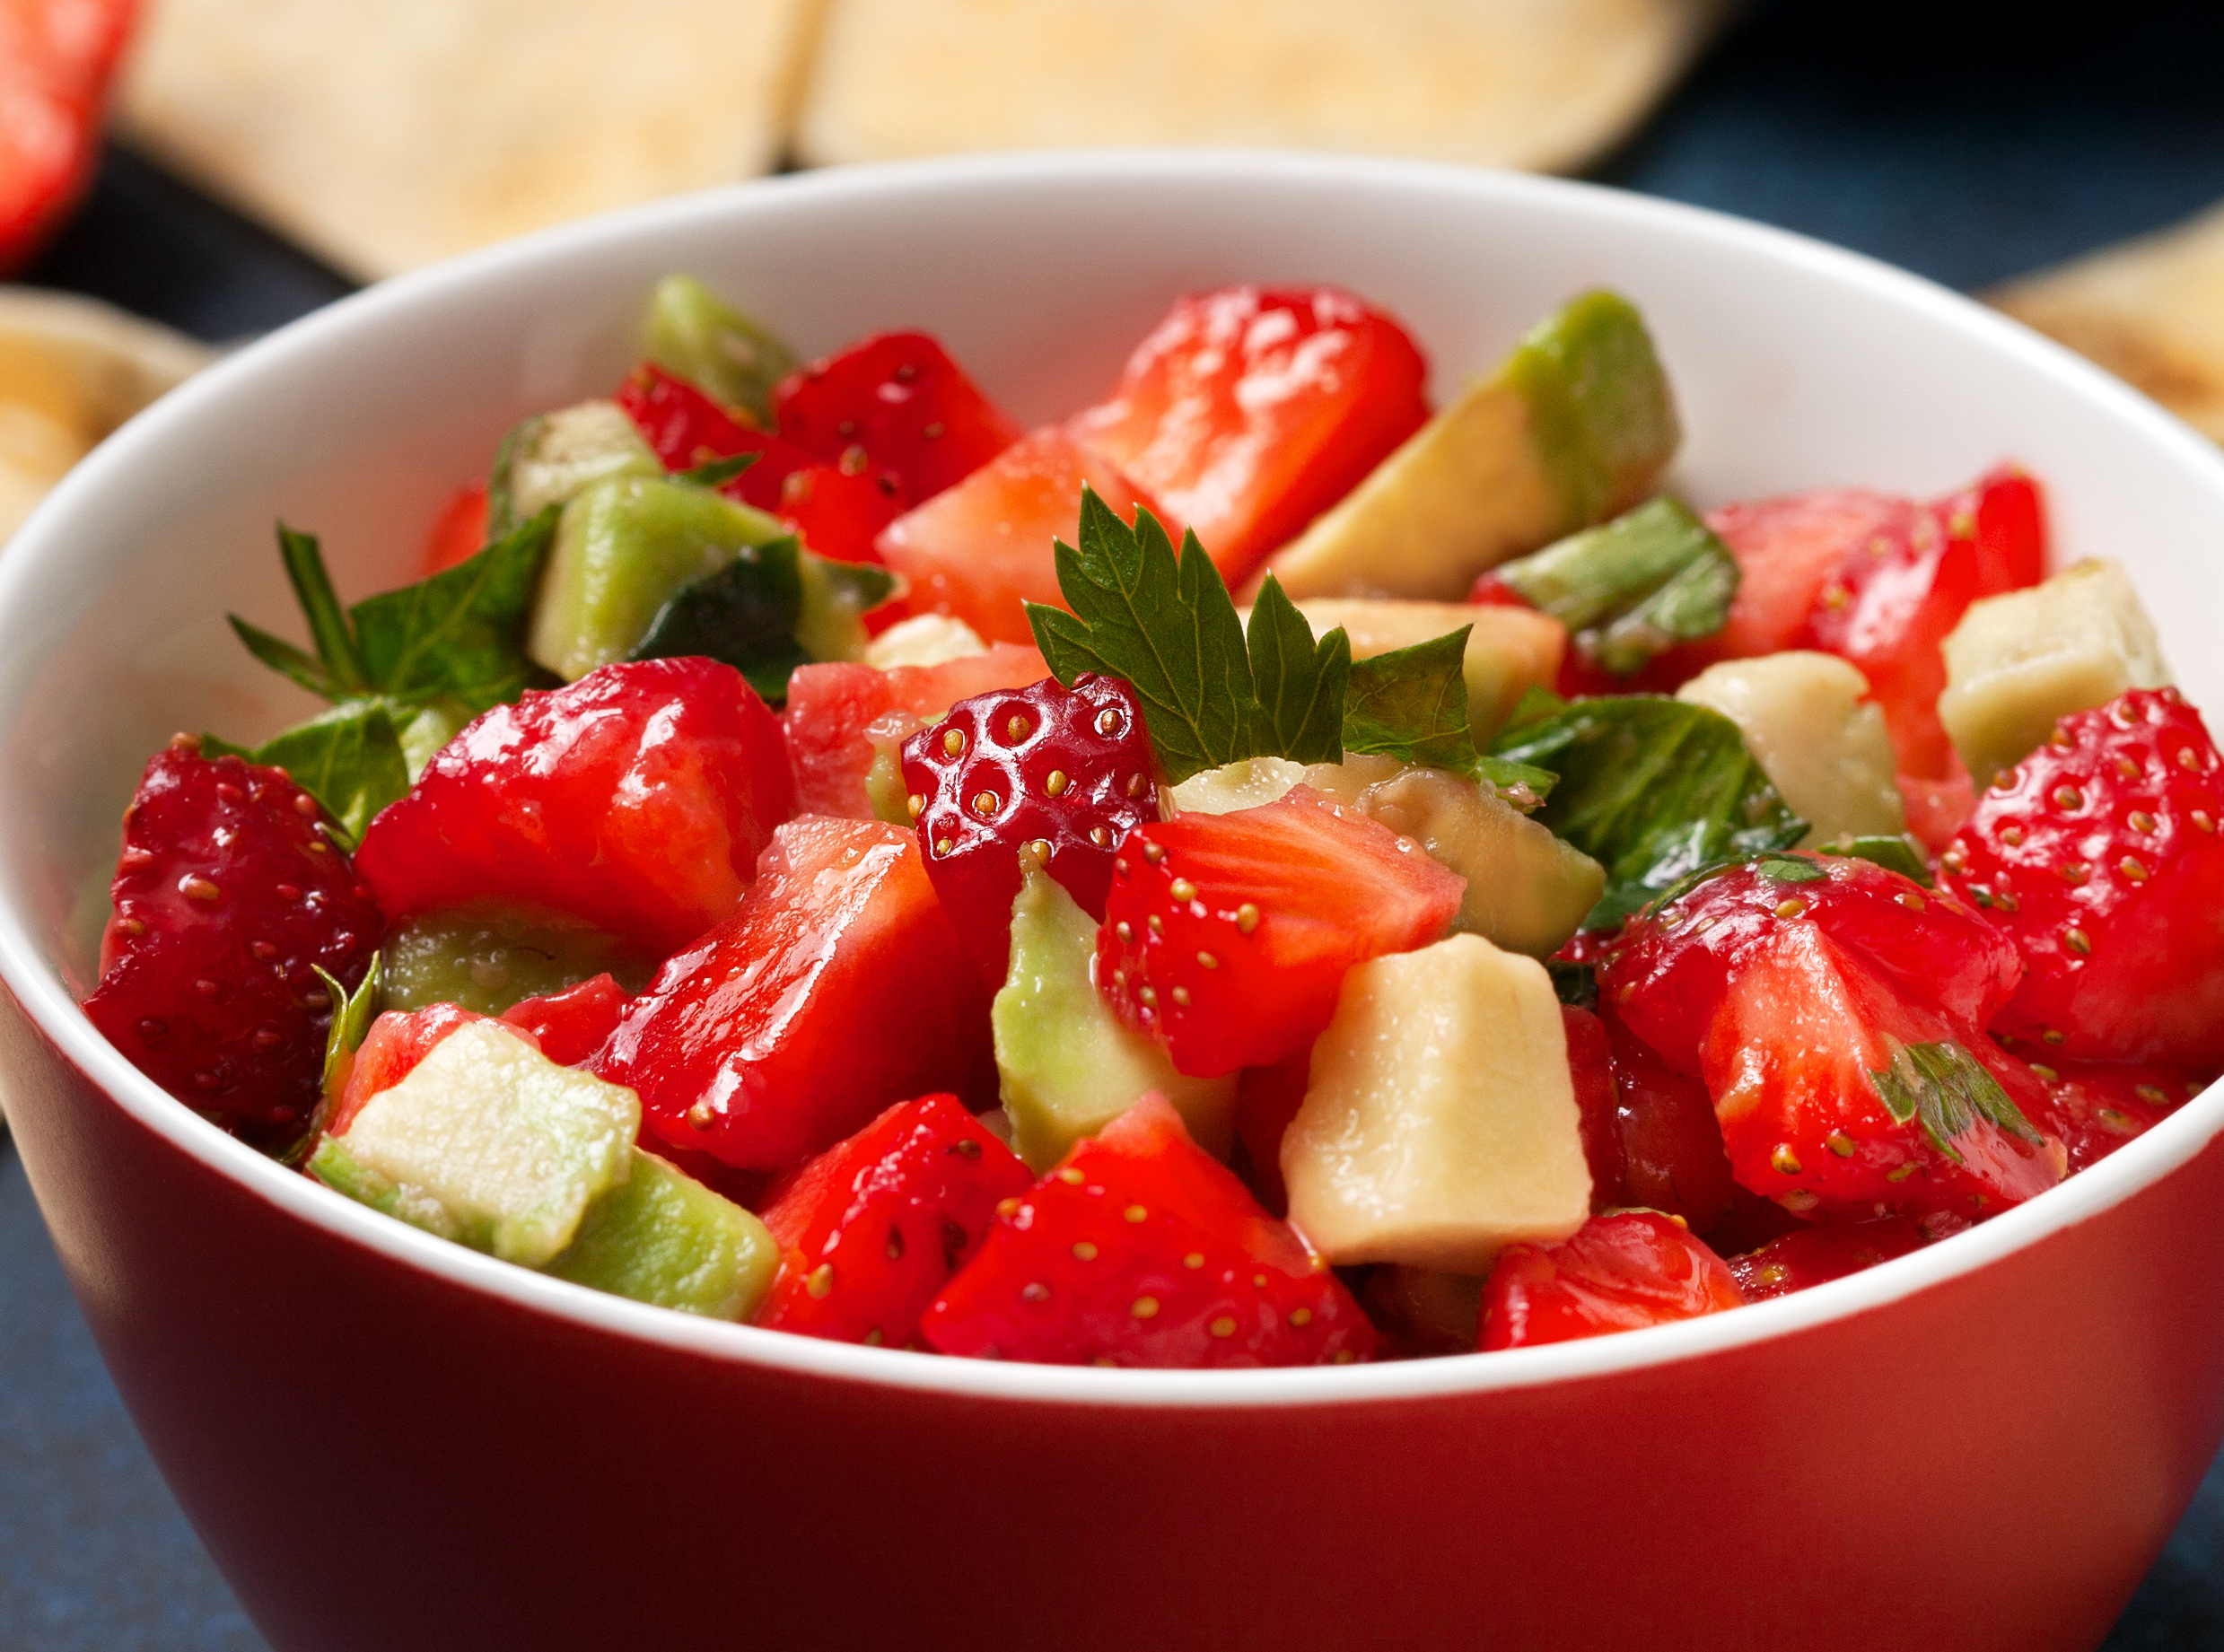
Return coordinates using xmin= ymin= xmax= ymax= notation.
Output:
xmin=499 ymin=973 xmax=627 ymax=1067
xmin=1071 ymin=286 xmax=1430 ymax=584
xmin=783 ymin=643 xmax=1049 ymax=819
xmin=773 ymin=331 xmax=1022 ymax=503
xmin=1694 ymin=489 xmax=1916 ymax=668
xmin=776 ymin=459 xmax=903 ymax=565
xmin=921 ymin=1093 xmax=1375 ymax=1368
xmin=83 ymin=741 xmax=384 ymax=1143
xmin=755 ymin=1093 xmax=1033 ymax=1347
xmin=1598 ymin=1001 xmax=1744 ymax=1233
xmin=903 ymin=673 xmax=1162 ymax=986
xmin=1479 ymin=1211 xmax=1744 ymax=1350
xmin=875 ymin=427 xmax=1159 ymax=645
xmin=613 ymin=363 xmax=812 ymax=512
xmin=1098 ymin=787 xmax=1464 ymax=1078
xmin=1941 ymin=688 xmax=2224 ymax=1069
xmin=1606 ymin=854 xmax=2062 ymax=1219
xmin=2019 ymin=1057 xmax=2203 ymax=1173
xmin=0 ymin=0 xmax=133 ymax=275
xmin=1805 ymin=468 xmax=2047 ymax=777
xmin=327 ymin=1001 xmax=509 ymax=1137
xmin=1563 ymin=1005 xmax=1627 ymax=1211
xmin=1899 ymin=763 xmax=1976 ymax=855
xmin=421 ymin=481 xmax=489 ymax=573
xmin=355 ymin=659 xmax=794 ymax=958
xmin=1231 ymin=1045 xmax=1311 ymax=1217
xmin=1725 ymin=1215 xmax=1931 ymax=1303
xmin=595 ymin=817 xmax=996 ymax=1173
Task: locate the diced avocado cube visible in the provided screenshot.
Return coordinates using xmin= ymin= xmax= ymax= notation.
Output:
xmin=1167 ymin=756 xmax=1309 ymax=817
xmin=381 ymin=898 xmax=651 ymax=1017
xmin=1262 ymin=291 xmax=1677 ymax=600
xmin=1494 ymin=496 xmax=1739 ymax=676
xmin=1677 ymin=652 xmax=1905 ymax=847
xmin=642 ymin=274 xmax=795 ymax=424
xmin=545 ymin=1148 xmax=779 ymax=1319
xmin=527 ymin=474 xmax=789 ymax=681
xmin=311 ymin=1020 xmax=638 ymax=1267
xmin=993 ymin=864 xmax=1236 ymax=1171
xmin=1304 ymin=755 xmax=1605 ymax=958
xmin=487 ymin=398 xmax=660 ymax=538
xmin=1939 ymin=558 xmax=2172 ymax=784
xmin=1283 ymin=932 xmax=1591 ymax=1272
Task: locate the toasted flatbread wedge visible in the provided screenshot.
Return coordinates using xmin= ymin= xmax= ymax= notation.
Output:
xmin=796 ymin=0 xmax=1729 ymax=176
xmin=1990 ymin=201 xmax=2224 ymax=443
xmin=0 ymin=287 xmax=211 ymax=544
xmin=117 ymin=0 xmax=823 ymax=280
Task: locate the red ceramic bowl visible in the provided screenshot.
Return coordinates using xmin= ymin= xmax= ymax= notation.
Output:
xmin=4 ymin=153 xmax=2222 ymax=1652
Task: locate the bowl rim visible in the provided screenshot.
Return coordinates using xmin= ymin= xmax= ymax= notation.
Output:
xmin=7 ymin=146 xmax=2223 ymax=1410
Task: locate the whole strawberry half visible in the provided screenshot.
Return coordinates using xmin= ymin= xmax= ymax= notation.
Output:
xmin=902 ymin=672 xmax=1161 ymax=986
xmin=83 ymin=740 xmax=384 ymax=1141
xmin=1605 ymin=853 xmax=2061 ymax=1219
xmin=1098 ymin=786 xmax=1465 ymax=1079
xmin=1940 ymin=686 xmax=2224 ymax=1070
xmin=921 ymin=1092 xmax=1375 ymax=1368
xmin=1479 ymin=1211 xmax=1744 ymax=1350
xmin=355 ymin=657 xmax=794 ymax=959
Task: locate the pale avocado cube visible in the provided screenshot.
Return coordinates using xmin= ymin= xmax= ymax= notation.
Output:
xmin=311 ymin=1020 xmax=639 ymax=1268
xmin=1283 ymin=932 xmax=1590 ymax=1272
xmin=1262 ymin=290 xmax=1677 ymax=601
xmin=1939 ymin=558 xmax=2171 ymax=785
xmin=643 ymin=274 xmax=795 ymax=424
xmin=381 ymin=898 xmax=651 ymax=1017
xmin=546 ymin=1149 xmax=779 ymax=1319
xmin=994 ymin=865 xmax=1236 ymax=1171
xmin=488 ymin=398 xmax=660 ymax=538
xmin=527 ymin=474 xmax=788 ymax=681
xmin=1677 ymin=652 xmax=1905 ymax=847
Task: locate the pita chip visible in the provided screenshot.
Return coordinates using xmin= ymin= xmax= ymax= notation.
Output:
xmin=1991 ymin=201 xmax=2224 ymax=444
xmin=117 ymin=0 xmax=824 ymax=280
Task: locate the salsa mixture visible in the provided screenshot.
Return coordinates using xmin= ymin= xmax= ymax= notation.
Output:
xmin=77 ymin=273 xmax=2218 ymax=1366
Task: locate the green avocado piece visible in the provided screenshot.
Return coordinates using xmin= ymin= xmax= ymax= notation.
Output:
xmin=643 ymin=275 xmax=795 ymax=425
xmin=1262 ymin=290 xmax=1678 ymax=601
xmin=486 ymin=398 xmax=661 ymax=539
xmin=526 ymin=473 xmax=790 ymax=681
xmin=309 ymin=1020 xmax=639 ymax=1267
xmin=545 ymin=1148 xmax=779 ymax=1318
xmin=993 ymin=865 xmax=1237 ymax=1172
xmin=381 ymin=899 xmax=652 ymax=1017
xmin=1500 ymin=290 xmax=1680 ymax=533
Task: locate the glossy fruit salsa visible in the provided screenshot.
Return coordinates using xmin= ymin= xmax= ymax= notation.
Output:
xmin=82 ymin=270 xmax=2215 ymax=1368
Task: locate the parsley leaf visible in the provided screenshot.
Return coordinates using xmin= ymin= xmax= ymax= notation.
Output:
xmin=1028 ymin=490 xmax=1266 ymax=784
xmin=204 ymin=700 xmax=411 ymax=848
xmin=1344 ymin=629 xmax=1556 ymax=807
xmin=627 ymin=535 xmax=810 ymax=703
xmin=1869 ymin=1040 xmax=2043 ymax=1164
xmin=350 ymin=507 xmax=559 ymax=712
xmin=1246 ymin=576 xmax=1349 ymax=765
xmin=1489 ymin=695 xmax=1807 ymax=930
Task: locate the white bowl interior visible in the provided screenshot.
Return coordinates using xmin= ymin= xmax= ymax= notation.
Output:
xmin=5 ymin=152 xmax=2224 ymax=1403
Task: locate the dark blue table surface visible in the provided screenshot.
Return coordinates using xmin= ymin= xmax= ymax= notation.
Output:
xmin=9 ymin=3 xmax=2224 ymax=1646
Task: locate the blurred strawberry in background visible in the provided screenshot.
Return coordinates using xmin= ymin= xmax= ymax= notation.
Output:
xmin=0 ymin=0 xmax=135 ymax=275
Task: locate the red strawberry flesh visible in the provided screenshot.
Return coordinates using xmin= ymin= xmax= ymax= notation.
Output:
xmin=1479 ymin=1210 xmax=1743 ymax=1350
xmin=1097 ymin=786 xmax=1464 ymax=1078
xmin=83 ymin=743 xmax=384 ymax=1141
xmin=773 ymin=330 xmax=1022 ymax=503
xmin=593 ymin=817 xmax=996 ymax=1173
xmin=904 ymin=672 xmax=1162 ymax=986
xmin=1940 ymin=687 xmax=2224 ymax=1070
xmin=355 ymin=658 xmax=794 ymax=959
xmin=756 ymin=1092 xmax=1033 ymax=1347
xmin=921 ymin=1093 xmax=1375 ymax=1368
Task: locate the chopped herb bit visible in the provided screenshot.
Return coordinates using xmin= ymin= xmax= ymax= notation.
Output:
xmin=1869 ymin=1040 xmax=2043 ymax=1164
